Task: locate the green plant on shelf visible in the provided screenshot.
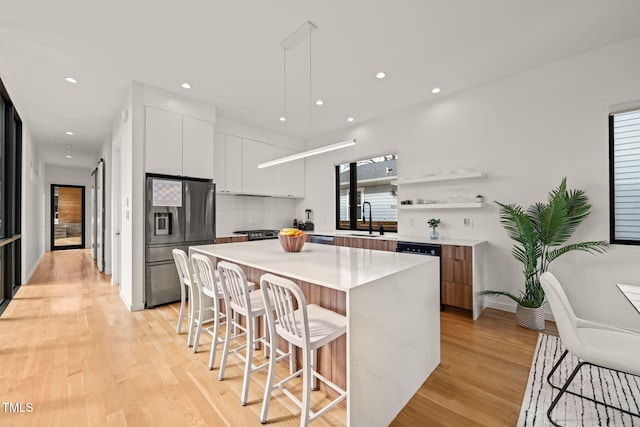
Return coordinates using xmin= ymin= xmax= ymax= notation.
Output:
xmin=427 ymin=218 xmax=441 ymax=228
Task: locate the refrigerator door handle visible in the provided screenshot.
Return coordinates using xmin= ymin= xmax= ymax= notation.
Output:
xmin=205 ymin=184 xmax=215 ymax=240
xmin=185 ymin=184 xmax=191 ymax=237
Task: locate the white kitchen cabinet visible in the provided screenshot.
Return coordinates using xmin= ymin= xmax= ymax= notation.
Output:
xmin=182 ymin=116 xmax=214 ymax=179
xmin=275 ymin=147 xmax=305 ymax=197
xmin=225 ymin=134 xmax=243 ymax=193
xmin=145 ymin=107 xmax=182 ymax=176
xmin=288 ymin=157 xmax=305 ymax=197
xmin=242 ymin=138 xmax=276 ymax=195
xmin=215 ymin=132 xmax=243 ymax=193
xmin=242 ymin=140 xmax=306 ymax=197
xmin=214 ymin=132 xmax=304 ymax=197
xmin=145 ymin=106 xmax=215 ymax=179
xmin=214 ymin=132 xmax=227 ymax=190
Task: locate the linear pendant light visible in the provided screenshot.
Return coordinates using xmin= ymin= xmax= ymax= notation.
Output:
xmin=257 ymin=139 xmax=356 ymax=169
xmin=260 ymin=21 xmax=356 ymax=169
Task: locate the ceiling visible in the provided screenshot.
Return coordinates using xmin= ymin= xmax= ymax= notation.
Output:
xmin=2 ymin=0 xmax=640 ymax=168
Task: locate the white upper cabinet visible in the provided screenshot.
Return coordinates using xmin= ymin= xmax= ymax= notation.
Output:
xmin=182 ymin=116 xmax=214 ymax=179
xmin=288 ymin=157 xmax=305 ymax=198
xmin=242 ymin=138 xmax=277 ymax=196
xmin=215 ymin=132 xmax=243 ymax=192
xmin=214 ymin=132 xmax=305 ymax=197
xmin=145 ymin=107 xmax=182 ymax=176
xmin=145 ymin=106 xmax=215 ymax=179
xmin=214 ymin=132 xmax=227 ymax=191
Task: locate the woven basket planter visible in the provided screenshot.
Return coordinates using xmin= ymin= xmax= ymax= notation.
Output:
xmin=515 ymin=304 xmax=545 ymax=330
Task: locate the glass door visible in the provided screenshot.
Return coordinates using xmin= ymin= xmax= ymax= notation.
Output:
xmin=51 ymin=185 xmax=85 ymax=250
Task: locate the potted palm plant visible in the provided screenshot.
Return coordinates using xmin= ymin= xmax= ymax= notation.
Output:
xmin=480 ymin=178 xmax=608 ymax=330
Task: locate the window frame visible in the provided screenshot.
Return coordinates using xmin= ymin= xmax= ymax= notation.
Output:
xmin=609 ymin=111 xmax=640 ymax=245
xmin=335 ymin=155 xmax=398 ymax=232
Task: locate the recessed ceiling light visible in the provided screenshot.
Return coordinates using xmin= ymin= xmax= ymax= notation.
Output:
xmin=376 ymin=72 xmax=386 ymax=79
xmin=65 ymin=144 xmax=72 ymax=149
xmin=65 ymin=131 xmax=74 ymax=135
xmin=432 ymin=87 xmax=441 ymax=94
xmin=279 ymin=116 xmax=286 ymax=122
xmin=64 ymin=77 xmax=78 ymax=84
xmin=347 ymin=117 xmax=355 ymax=122
xmin=66 ymin=155 xmax=73 ymax=159
xmin=315 ymin=100 xmax=324 ymax=106
xmin=181 ymin=83 xmax=191 ymax=89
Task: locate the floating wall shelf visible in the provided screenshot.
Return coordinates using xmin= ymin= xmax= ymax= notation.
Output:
xmin=398 ymin=202 xmax=484 ymax=210
xmin=396 ymin=171 xmax=485 ymax=185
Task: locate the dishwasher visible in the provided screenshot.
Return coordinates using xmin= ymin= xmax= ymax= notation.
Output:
xmin=309 ymin=235 xmax=335 ymax=245
xmin=396 ymin=241 xmax=443 ymax=310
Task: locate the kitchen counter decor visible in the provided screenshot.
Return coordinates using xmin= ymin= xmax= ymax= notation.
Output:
xmin=278 ymin=228 xmax=306 ymax=252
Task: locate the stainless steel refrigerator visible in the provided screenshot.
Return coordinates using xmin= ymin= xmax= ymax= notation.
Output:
xmin=145 ymin=174 xmax=215 ymax=308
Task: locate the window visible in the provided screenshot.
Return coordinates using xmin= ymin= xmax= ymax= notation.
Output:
xmin=336 ymin=154 xmax=398 ymax=231
xmin=610 ymin=108 xmax=640 ymax=244
xmin=0 ymin=77 xmax=22 ymax=313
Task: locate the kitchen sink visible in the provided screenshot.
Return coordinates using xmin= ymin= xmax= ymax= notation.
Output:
xmin=344 ymin=233 xmax=380 ymax=238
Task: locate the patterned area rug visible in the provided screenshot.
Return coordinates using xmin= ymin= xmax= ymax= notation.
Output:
xmin=518 ymin=333 xmax=640 ymax=426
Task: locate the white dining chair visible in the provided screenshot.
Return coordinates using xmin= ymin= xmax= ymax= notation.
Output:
xmin=540 ymin=271 xmax=640 ymax=426
xmin=259 ymin=273 xmax=347 ymax=427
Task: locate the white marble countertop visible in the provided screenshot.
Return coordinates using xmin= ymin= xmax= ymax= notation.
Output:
xmin=190 ymin=240 xmax=436 ymax=292
xmin=308 ymin=230 xmax=486 ymax=247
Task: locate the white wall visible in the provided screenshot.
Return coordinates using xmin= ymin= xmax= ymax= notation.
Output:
xmin=111 ymin=82 xmax=144 ymax=310
xmin=301 ymin=36 xmax=640 ymax=332
xmin=21 ymin=125 xmax=45 ymax=283
xmin=44 ymin=165 xmax=93 ymax=252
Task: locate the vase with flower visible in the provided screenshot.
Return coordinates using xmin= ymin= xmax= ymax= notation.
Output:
xmin=427 ymin=218 xmax=441 ymax=239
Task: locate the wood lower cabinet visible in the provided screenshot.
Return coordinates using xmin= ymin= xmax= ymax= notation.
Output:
xmin=333 ymin=236 xmax=397 ymax=252
xmin=214 ymin=235 xmax=249 ymax=244
xmin=441 ymin=245 xmax=473 ymax=310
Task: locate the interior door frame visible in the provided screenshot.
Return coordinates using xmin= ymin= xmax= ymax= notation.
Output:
xmin=50 ymin=184 xmax=86 ymax=251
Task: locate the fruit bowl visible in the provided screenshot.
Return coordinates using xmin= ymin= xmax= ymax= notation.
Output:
xmin=278 ymin=231 xmax=306 ymax=252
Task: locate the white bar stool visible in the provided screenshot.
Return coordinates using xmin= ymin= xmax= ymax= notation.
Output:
xmin=217 ymin=261 xmax=290 ymax=407
xmin=190 ymin=253 xmax=228 ymax=370
xmin=259 ymin=273 xmax=347 ymax=427
xmin=172 ymin=249 xmax=197 ymax=345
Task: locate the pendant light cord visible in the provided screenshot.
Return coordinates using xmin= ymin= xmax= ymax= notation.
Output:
xmin=309 ymin=25 xmax=312 ymax=137
xmin=283 ymin=48 xmax=287 ymax=120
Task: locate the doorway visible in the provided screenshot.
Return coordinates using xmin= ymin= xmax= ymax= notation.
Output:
xmin=51 ymin=184 xmax=85 ymax=250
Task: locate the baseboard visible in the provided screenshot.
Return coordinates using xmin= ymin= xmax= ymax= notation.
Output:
xmin=483 ymin=298 xmax=555 ymax=321
xmin=119 ymin=291 xmax=134 ymax=311
xmin=131 ymin=302 xmax=145 ymax=311
xmin=22 ymin=251 xmax=45 ymax=284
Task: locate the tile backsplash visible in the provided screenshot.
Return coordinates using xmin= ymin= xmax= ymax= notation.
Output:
xmin=216 ymin=193 xmax=296 ymax=236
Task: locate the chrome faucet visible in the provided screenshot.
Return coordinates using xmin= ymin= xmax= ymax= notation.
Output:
xmin=362 ymin=201 xmax=373 ymax=234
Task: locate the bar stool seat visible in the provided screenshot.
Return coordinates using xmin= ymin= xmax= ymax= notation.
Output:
xmin=260 ymin=273 xmax=347 ymax=427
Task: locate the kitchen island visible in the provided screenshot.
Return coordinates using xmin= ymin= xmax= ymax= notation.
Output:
xmin=190 ymin=240 xmax=440 ymax=426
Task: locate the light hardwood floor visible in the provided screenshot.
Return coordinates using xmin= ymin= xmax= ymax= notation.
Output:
xmin=0 ymin=249 xmax=557 ymax=426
